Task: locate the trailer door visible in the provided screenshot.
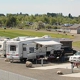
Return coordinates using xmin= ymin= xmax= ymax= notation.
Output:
xmin=27 ymin=43 xmax=36 ymax=60
xmin=22 ymin=44 xmax=27 ymax=58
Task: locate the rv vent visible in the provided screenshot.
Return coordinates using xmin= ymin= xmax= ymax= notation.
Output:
xmin=42 ymin=35 xmax=51 ymax=38
xmin=62 ymin=38 xmax=65 ymax=40
xmin=14 ymin=37 xmax=20 ymax=41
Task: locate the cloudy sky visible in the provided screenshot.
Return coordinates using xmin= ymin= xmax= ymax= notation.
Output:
xmin=0 ymin=0 xmax=80 ymax=16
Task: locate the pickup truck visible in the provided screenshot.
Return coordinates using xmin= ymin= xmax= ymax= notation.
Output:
xmin=69 ymin=51 xmax=80 ymax=63
xmin=61 ymin=46 xmax=76 ymax=56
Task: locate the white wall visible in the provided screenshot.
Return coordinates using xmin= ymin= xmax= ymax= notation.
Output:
xmin=77 ymin=28 xmax=80 ymax=34
xmin=70 ymin=30 xmax=77 ymax=34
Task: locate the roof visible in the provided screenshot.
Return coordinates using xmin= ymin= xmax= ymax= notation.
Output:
xmin=34 ymin=40 xmax=61 ymax=46
xmin=68 ymin=24 xmax=80 ymax=29
xmin=59 ymin=38 xmax=72 ymax=42
xmin=52 ymin=38 xmax=72 ymax=42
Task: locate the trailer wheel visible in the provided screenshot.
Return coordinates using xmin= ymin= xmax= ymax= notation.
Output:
xmin=20 ymin=59 xmax=23 ymax=62
xmin=10 ymin=60 xmax=13 ymax=63
xmin=4 ymin=54 xmax=6 ymax=58
xmin=20 ymin=58 xmax=27 ymax=63
xmin=23 ymin=58 xmax=27 ymax=62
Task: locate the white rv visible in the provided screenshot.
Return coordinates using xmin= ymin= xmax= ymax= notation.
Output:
xmin=0 ymin=41 xmax=6 ymax=57
xmin=0 ymin=38 xmax=9 ymax=57
xmin=6 ymin=40 xmax=47 ymax=62
xmin=6 ymin=36 xmax=62 ymax=62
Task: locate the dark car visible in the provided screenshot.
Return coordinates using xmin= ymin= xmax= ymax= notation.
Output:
xmin=61 ymin=46 xmax=77 ymax=55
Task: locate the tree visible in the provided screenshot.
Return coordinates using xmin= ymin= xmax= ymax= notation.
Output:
xmin=50 ymin=17 xmax=56 ymax=25
xmin=0 ymin=12 xmax=80 ymax=29
xmin=68 ymin=13 xmax=73 ymax=18
xmin=37 ymin=21 xmax=45 ymax=29
xmin=45 ymin=24 xmax=52 ymax=29
xmin=6 ymin=17 xmax=17 ymax=27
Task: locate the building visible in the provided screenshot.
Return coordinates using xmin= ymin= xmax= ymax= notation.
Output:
xmin=68 ymin=24 xmax=80 ymax=34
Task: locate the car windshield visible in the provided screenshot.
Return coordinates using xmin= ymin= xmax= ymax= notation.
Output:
xmin=74 ymin=52 xmax=80 ymax=55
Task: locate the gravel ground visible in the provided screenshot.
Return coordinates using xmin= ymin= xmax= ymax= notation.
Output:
xmin=0 ymin=58 xmax=80 ymax=80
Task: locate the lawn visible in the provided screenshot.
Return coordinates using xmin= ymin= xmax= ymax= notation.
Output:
xmin=1 ymin=28 xmax=79 ymax=48
xmin=0 ymin=28 xmax=73 ymax=39
xmin=73 ymin=41 xmax=80 ymax=48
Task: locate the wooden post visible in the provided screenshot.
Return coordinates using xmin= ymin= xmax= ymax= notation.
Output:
xmin=71 ymin=62 xmax=74 ymax=73
xmin=41 ymin=58 xmax=43 ymax=66
xmin=36 ymin=59 xmax=37 ymax=64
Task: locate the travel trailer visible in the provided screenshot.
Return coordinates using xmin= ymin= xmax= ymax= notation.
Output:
xmin=0 ymin=38 xmax=9 ymax=57
xmin=6 ymin=40 xmax=37 ymax=62
xmin=6 ymin=40 xmax=47 ymax=62
xmin=0 ymin=41 xmax=6 ymax=57
xmin=6 ymin=36 xmax=62 ymax=62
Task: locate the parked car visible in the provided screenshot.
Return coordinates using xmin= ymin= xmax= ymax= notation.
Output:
xmin=69 ymin=51 xmax=80 ymax=63
xmin=61 ymin=46 xmax=77 ymax=55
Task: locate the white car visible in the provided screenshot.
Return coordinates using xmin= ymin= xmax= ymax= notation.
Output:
xmin=69 ymin=51 xmax=80 ymax=63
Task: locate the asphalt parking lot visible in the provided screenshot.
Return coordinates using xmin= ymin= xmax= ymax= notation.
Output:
xmin=0 ymin=57 xmax=80 ymax=80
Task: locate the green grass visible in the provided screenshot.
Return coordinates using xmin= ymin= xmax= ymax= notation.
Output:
xmin=73 ymin=41 xmax=80 ymax=48
xmin=0 ymin=28 xmax=73 ymax=38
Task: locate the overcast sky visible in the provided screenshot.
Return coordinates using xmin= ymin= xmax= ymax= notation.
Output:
xmin=0 ymin=0 xmax=80 ymax=16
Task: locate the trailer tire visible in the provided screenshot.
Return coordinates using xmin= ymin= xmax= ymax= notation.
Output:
xmin=4 ymin=54 xmax=6 ymax=58
xmin=23 ymin=58 xmax=27 ymax=62
xmin=20 ymin=59 xmax=23 ymax=62
xmin=10 ymin=60 xmax=13 ymax=63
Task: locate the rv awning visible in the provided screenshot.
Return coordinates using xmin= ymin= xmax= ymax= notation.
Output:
xmin=34 ymin=41 xmax=61 ymax=46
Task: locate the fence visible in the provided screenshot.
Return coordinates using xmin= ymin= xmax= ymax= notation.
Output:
xmin=0 ymin=69 xmax=37 ymax=80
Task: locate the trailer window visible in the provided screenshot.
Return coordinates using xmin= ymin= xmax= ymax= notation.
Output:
xmin=29 ymin=47 xmax=34 ymax=53
xmin=0 ymin=45 xmax=2 ymax=48
xmin=23 ymin=47 xmax=26 ymax=51
xmin=10 ymin=45 xmax=16 ymax=51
